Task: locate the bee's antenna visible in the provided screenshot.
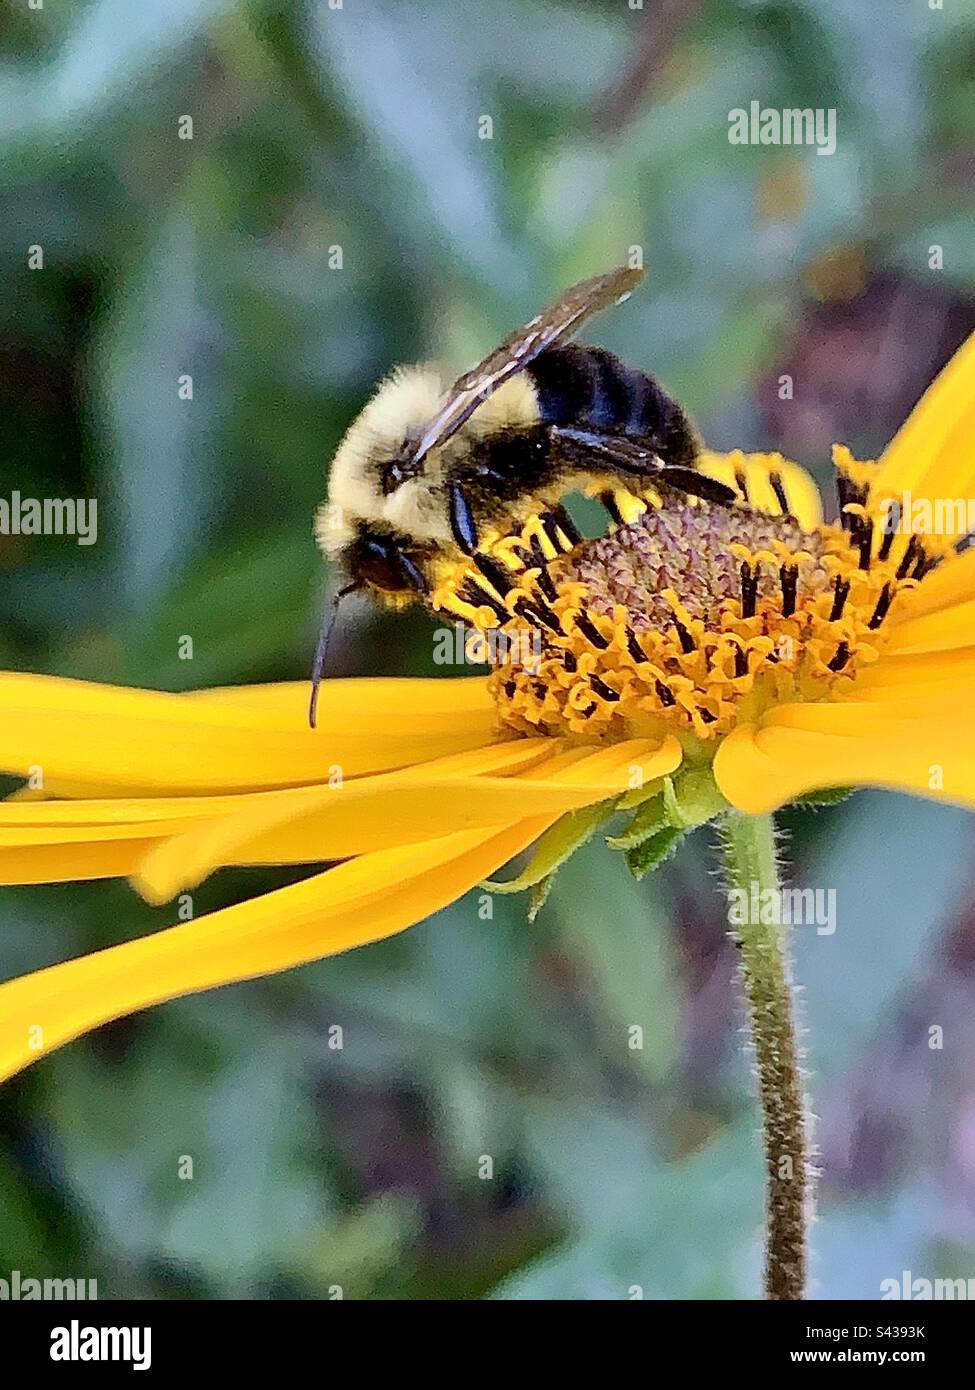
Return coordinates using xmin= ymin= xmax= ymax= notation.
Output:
xmin=308 ymin=581 xmax=361 ymax=729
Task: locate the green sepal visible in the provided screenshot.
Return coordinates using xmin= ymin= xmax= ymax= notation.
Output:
xmin=609 ymin=769 xmax=728 ymax=851
xmin=615 ymin=776 xmax=667 ymax=812
xmin=668 ymin=767 xmax=730 ymax=827
xmin=605 ymin=792 xmax=668 ymax=850
xmin=483 ymin=797 xmax=617 ymax=896
xmin=625 ymin=824 xmax=687 ymax=880
xmin=610 ymin=768 xmax=728 ymax=881
xmin=527 ymin=874 xmax=555 ymax=923
xmin=793 ymin=785 xmax=854 ymax=808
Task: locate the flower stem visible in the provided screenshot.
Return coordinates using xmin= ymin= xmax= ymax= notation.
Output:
xmin=720 ymin=810 xmax=810 ymax=1300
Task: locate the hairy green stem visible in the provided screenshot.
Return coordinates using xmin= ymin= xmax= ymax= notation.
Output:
xmin=720 ymin=810 xmax=810 ymax=1300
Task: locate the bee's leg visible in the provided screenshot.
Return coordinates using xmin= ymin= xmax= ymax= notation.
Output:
xmin=448 ymin=481 xmax=479 ymax=555
xmin=599 ymin=490 xmax=626 ymax=526
xmin=656 ymin=465 xmax=737 ymax=505
xmin=549 ymin=426 xmax=735 ymax=505
xmin=538 ymin=503 xmax=582 ymax=552
xmin=397 ymin=550 xmax=430 ymax=595
xmin=527 ymin=532 xmax=558 ymax=600
xmin=472 ymin=551 xmax=515 ymax=596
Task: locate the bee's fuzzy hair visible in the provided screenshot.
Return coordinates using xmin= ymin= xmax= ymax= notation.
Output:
xmin=316 ymin=365 xmax=446 ymax=556
xmin=316 ymin=363 xmax=539 ymax=557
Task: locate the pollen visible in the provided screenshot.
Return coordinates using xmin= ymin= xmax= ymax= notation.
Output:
xmin=431 ymin=458 xmax=935 ymax=746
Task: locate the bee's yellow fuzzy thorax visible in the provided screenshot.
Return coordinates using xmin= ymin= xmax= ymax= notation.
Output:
xmin=431 ymin=459 xmax=931 ymax=746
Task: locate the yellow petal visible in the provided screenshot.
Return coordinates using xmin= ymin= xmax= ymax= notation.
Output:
xmin=0 ymin=840 xmax=158 ymax=885
xmin=885 ymin=599 xmax=975 ymax=656
xmin=852 ymin=648 xmax=975 ymax=706
xmin=0 ymin=735 xmax=681 ymax=896
xmin=697 ymin=450 xmax=823 ymax=531
xmin=0 ymin=739 xmax=552 ymax=838
xmin=872 ymin=330 xmax=975 ymax=507
xmin=0 ymin=739 xmax=553 ymax=886
xmin=132 ymin=736 xmax=682 ymax=903
xmin=888 ymin=547 xmax=975 ymax=623
xmin=714 ymin=708 xmax=975 ymax=812
xmin=187 ymin=678 xmax=490 ymax=718
xmin=766 ymin=700 xmax=974 ymax=740
xmin=0 ymin=818 xmax=553 ymax=1081
xmin=0 ymin=673 xmax=502 ymax=794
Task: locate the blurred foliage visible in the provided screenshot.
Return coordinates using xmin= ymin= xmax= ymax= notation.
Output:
xmin=2 ymin=0 xmax=975 ymax=1299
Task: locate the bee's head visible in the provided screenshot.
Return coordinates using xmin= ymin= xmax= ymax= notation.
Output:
xmin=342 ymin=525 xmax=430 ymax=604
xmin=307 ymin=517 xmax=432 ymax=726
xmin=316 ymin=365 xmax=455 ymax=605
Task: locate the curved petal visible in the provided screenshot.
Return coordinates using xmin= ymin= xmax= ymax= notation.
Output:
xmin=0 ymin=742 xmax=552 ymax=886
xmin=715 ymin=708 xmax=975 ymax=813
xmin=186 ymin=678 xmax=491 ymax=718
xmin=132 ymin=736 xmax=683 ymax=903
xmin=765 ymin=700 xmax=975 ymax=741
xmin=888 ymin=546 xmax=975 ymax=624
xmin=0 ymin=817 xmax=553 ymax=1082
xmin=872 ymin=329 xmax=975 ymax=509
xmin=884 ymin=599 xmax=975 ymax=656
xmin=0 ymin=840 xmax=159 ymax=886
xmin=0 ymin=739 xmax=553 ymax=838
xmin=0 ymin=673 xmax=501 ymax=795
xmin=852 ymin=648 xmax=975 ymax=704
xmin=0 ymin=736 xmax=681 ymax=894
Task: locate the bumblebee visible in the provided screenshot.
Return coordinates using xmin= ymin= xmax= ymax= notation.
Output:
xmin=311 ymin=264 xmax=734 ymax=723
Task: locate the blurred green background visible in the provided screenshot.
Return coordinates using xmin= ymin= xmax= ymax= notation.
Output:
xmin=2 ymin=0 xmax=975 ymax=1300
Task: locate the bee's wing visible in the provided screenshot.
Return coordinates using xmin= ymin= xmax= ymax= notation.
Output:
xmin=410 ymin=264 xmax=646 ymax=467
xmin=550 ymin=427 xmax=737 ymax=505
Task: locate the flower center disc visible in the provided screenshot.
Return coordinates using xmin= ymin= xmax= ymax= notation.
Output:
xmin=435 ymin=489 xmax=922 ymax=746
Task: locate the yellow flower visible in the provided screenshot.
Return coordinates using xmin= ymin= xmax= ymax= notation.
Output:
xmin=2 ymin=329 xmax=974 ymax=1081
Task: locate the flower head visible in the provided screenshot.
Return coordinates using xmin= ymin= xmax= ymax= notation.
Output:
xmin=436 ymin=454 xmax=888 ymax=745
xmin=2 ymin=330 xmax=975 ymax=1079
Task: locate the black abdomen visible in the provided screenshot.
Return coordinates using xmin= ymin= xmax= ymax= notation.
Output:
xmin=527 ymin=345 xmax=697 ymax=467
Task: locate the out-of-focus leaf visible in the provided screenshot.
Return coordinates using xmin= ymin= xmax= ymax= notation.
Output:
xmin=0 ymin=1155 xmax=63 ymax=1271
xmin=0 ymin=0 xmax=231 ymax=148
xmin=811 ymin=1183 xmax=939 ymax=1301
xmin=311 ymin=0 xmax=519 ymax=285
xmin=94 ymin=198 xmax=223 ymax=605
xmin=42 ymin=1036 xmax=329 ymax=1294
xmin=285 ymin=1194 xmax=420 ymax=1299
xmin=157 ymin=1045 xmax=325 ymax=1291
xmin=494 ymin=1111 xmax=759 ymax=1299
xmin=546 ymin=841 xmax=681 ymax=1085
xmin=60 ymin=528 xmax=315 ymax=689
xmin=794 ymin=792 xmax=975 ymax=1083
